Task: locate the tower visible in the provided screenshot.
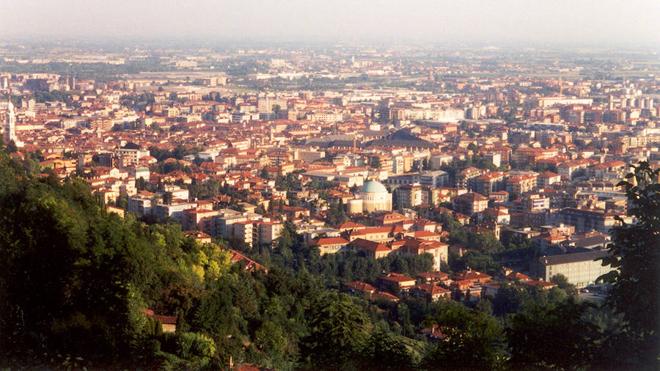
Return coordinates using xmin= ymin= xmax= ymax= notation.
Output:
xmin=4 ymin=97 xmax=22 ymax=147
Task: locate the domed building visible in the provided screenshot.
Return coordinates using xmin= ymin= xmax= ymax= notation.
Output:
xmin=348 ymin=180 xmax=392 ymax=214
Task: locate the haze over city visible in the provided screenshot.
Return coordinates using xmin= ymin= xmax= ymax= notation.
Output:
xmin=1 ymin=0 xmax=659 ymax=46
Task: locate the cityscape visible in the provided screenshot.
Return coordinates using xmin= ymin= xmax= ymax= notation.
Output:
xmin=0 ymin=1 xmax=658 ymax=370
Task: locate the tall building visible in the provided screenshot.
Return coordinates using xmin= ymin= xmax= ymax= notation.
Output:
xmin=3 ymin=98 xmax=22 ymax=147
xmin=394 ymin=184 xmax=425 ymax=209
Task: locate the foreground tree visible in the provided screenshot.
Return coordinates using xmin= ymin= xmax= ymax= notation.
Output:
xmin=421 ymin=300 xmax=507 ymax=370
xmin=599 ymin=162 xmax=659 ymax=367
xmin=302 ymin=292 xmax=371 ymax=370
xmin=507 ymin=299 xmax=599 ymax=369
xmin=365 ymin=329 xmax=423 ymax=371
xmin=0 ymin=152 xmax=232 ymax=368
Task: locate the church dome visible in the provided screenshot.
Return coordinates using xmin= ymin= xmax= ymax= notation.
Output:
xmin=362 ymin=180 xmax=388 ymax=194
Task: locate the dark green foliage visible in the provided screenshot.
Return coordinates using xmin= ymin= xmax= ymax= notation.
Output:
xmin=421 ymin=300 xmax=507 ymax=370
xmin=275 ymin=173 xmax=302 ymax=192
xmin=365 ymin=329 xmax=423 ymax=370
xmin=307 ymin=178 xmax=334 ymax=190
xmin=370 ymin=157 xmax=381 ymax=169
xmin=121 ymin=92 xmax=155 ymax=111
xmin=272 ymin=246 xmax=433 ymax=287
xmin=187 ymin=179 xmax=221 ymax=200
xmin=326 ymin=200 xmax=348 ymax=226
xmin=599 ymin=162 xmax=659 ymax=366
xmin=33 ymin=90 xmax=73 ymax=104
xmin=267 ymin=222 xmax=432 ymax=285
xmin=550 ymin=273 xmax=578 ymax=296
xmin=156 ymin=332 xmax=216 ymax=370
xmin=149 ymin=144 xmax=200 ymax=162
xmin=188 ymin=268 xmax=320 ymax=370
xmin=492 ymin=283 xmax=529 ymax=316
xmin=302 ymin=291 xmax=371 ymax=370
xmin=0 ymin=151 xmax=231 ymax=366
xmin=154 ymin=160 xmax=192 ymax=175
xmin=432 ymin=210 xmax=503 ymax=253
xmin=507 ymin=299 xmax=599 ymax=369
xmin=451 ymin=250 xmax=501 ymax=274
xmin=0 ymin=174 xmax=153 ymax=359
xmin=466 ymin=231 xmax=504 ymax=254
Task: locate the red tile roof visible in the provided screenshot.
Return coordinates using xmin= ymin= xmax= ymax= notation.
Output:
xmin=315 ymin=237 xmax=349 ymax=246
xmin=379 ymin=272 xmax=416 ymax=283
xmin=345 ymin=281 xmax=376 ymax=293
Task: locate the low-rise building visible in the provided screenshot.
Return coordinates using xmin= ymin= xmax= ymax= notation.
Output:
xmin=377 ymin=273 xmax=416 ymax=293
xmin=535 ymin=249 xmax=613 ymax=288
xmin=314 ymin=236 xmax=350 ymax=255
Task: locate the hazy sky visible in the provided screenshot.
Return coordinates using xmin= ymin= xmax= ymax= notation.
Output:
xmin=0 ymin=0 xmax=659 ymax=46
